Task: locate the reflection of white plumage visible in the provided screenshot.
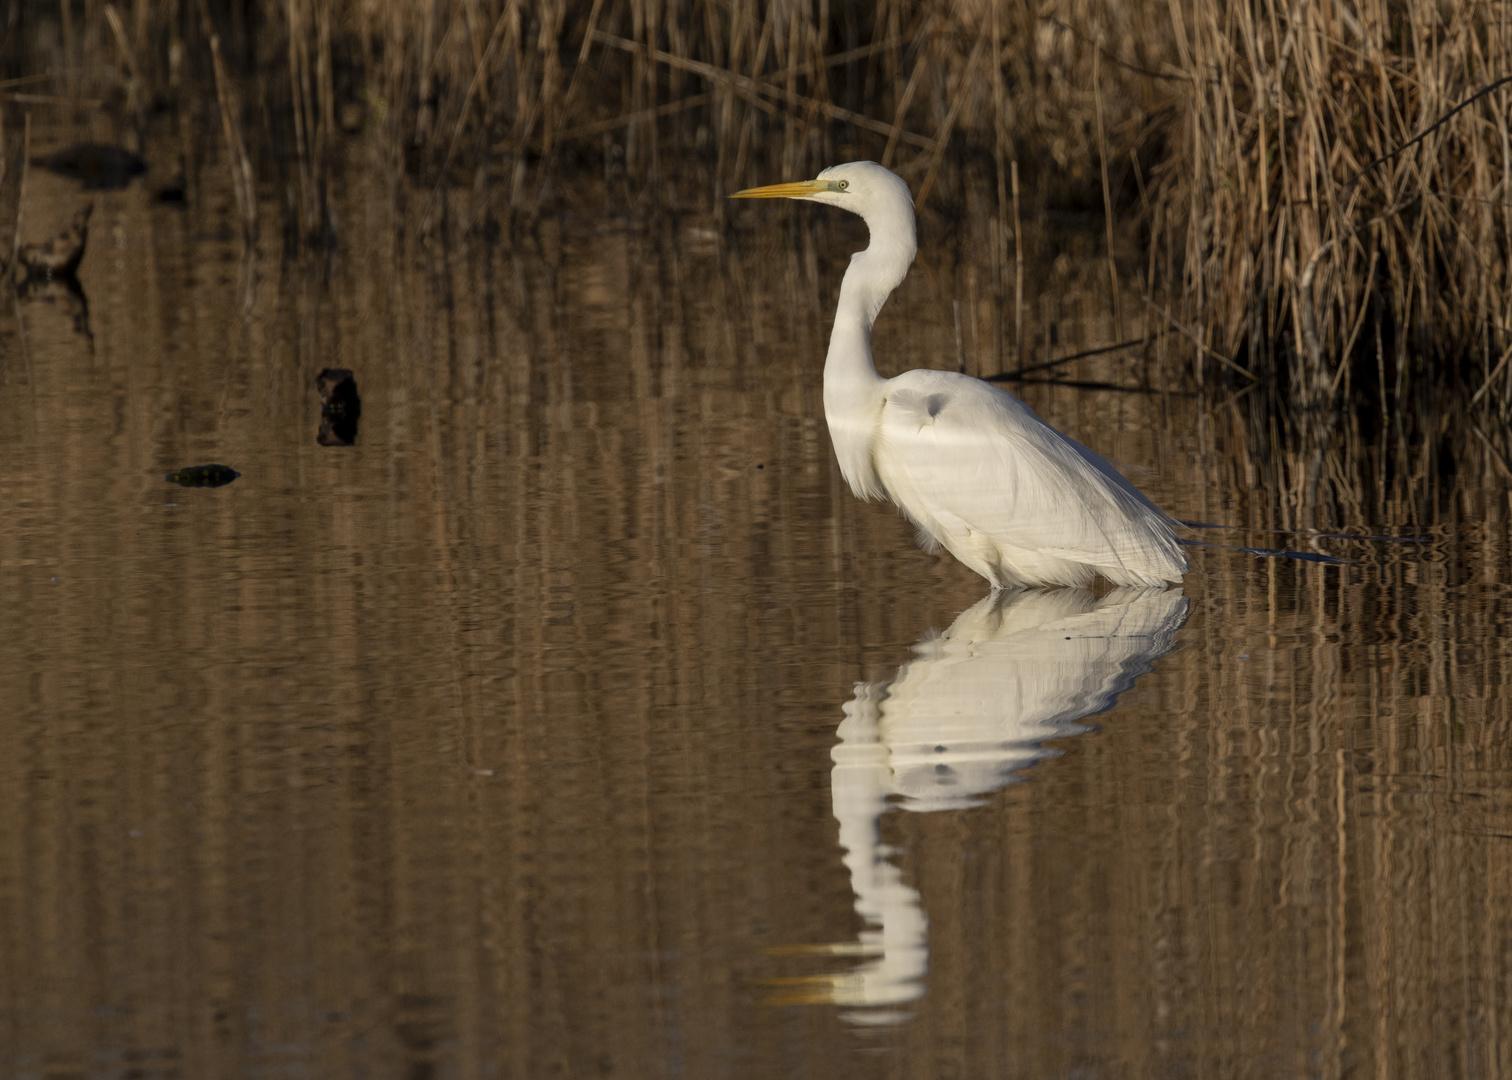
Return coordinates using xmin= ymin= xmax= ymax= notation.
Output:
xmin=871 ymin=586 xmax=1190 ymax=812
xmin=801 ymin=587 xmax=1188 ymax=1021
xmin=732 ymin=162 xmax=1187 ymax=589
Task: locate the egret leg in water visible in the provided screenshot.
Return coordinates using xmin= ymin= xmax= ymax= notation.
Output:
xmin=731 ymin=162 xmax=1188 ymax=590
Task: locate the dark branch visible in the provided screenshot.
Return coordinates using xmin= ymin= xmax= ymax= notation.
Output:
xmin=1347 ymin=73 xmax=1512 ymax=188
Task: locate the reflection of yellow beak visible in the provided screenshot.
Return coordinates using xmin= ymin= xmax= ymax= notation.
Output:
xmin=728 ymin=179 xmax=829 ymax=199
xmin=759 ymin=974 xmax=851 ymax=1006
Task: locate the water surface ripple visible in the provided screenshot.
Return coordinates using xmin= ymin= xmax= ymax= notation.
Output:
xmin=0 ymin=149 xmax=1506 ymax=1079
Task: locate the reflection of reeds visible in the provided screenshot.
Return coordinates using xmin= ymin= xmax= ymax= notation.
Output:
xmin=1 ymin=1 xmax=1507 ymax=427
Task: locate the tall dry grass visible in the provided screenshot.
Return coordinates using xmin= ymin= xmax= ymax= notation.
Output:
xmin=1151 ymin=0 xmax=1512 ymax=440
xmin=1 ymin=0 xmax=1508 ymax=437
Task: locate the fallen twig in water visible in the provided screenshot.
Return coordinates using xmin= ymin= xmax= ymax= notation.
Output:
xmin=1180 ymin=539 xmax=1349 ymax=565
xmin=1180 ymin=521 xmax=1427 ymax=543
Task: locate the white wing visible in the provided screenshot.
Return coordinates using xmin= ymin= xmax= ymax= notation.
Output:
xmin=871 ymin=370 xmax=1187 ymax=587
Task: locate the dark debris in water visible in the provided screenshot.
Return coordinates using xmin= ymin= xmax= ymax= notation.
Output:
xmin=317 ymin=367 xmax=362 ymax=446
xmin=155 ymin=178 xmax=188 ymax=205
xmin=14 ymin=275 xmax=91 ymax=339
xmin=165 ymin=463 xmax=241 ymax=488
xmin=13 ymin=204 xmax=91 ymax=283
xmin=1239 ymin=546 xmax=1347 ymax=564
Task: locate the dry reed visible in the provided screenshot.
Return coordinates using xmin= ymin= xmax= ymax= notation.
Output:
xmin=202 ymin=14 xmax=258 ymax=245
xmin=0 ymin=0 xmax=1506 ymax=437
xmin=1149 ymin=0 xmax=1512 ymax=439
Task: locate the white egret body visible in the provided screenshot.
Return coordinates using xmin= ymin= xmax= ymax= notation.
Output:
xmin=731 ymin=161 xmax=1188 ymax=589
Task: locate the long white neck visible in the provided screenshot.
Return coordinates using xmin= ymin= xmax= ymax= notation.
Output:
xmin=823 ymin=212 xmax=917 ymax=500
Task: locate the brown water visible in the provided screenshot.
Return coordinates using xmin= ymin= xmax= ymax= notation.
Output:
xmin=3 ymin=132 xmax=1512 ymax=1079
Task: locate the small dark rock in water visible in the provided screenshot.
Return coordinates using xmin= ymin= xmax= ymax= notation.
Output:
xmin=13 ymin=204 xmax=91 ymax=283
xmin=317 ymin=368 xmax=362 ymax=446
xmin=165 ymin=463 xmax=241 ymax=488
xmin=41 ymin=144 xmax=147 ymax=190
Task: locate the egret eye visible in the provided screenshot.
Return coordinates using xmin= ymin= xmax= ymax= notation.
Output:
xmin=837 ymin=180 xmax=849 ymax=190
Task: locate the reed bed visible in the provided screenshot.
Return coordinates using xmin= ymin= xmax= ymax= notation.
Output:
xmin=1 ymin=0 xmax=1508 ymax=439
xmin=1154 ymin=0 xmax=1512 ymax=440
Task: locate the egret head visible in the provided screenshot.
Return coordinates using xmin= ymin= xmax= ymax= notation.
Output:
xmin=732 ymin=160 xmax=912 ymax=216
xmin=730 ymin=161 xmax=916 ymax=259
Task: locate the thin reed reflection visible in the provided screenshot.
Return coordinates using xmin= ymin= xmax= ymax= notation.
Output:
xmin=776 ymin=587 xmax=1188 ymax=1026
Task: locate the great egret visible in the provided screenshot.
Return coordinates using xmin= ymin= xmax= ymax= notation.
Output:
xmin=731 ymin=161 xmax=1188 ymax=589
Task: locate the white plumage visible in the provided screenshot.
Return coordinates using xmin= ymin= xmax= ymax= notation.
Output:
xmin=732 ymin=160 xmax=1187 ymax=589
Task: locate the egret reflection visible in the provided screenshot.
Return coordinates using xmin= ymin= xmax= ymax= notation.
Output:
xmin=774 ymin=587 xmax=1188 ymax=1025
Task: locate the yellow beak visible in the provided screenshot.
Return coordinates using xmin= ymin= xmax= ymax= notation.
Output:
xmin=728 ymin=179 xmax=831 ymax=199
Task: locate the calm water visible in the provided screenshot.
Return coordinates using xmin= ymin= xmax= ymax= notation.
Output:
xmin=2 ymin=131 xmax=1511 ymax=1079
